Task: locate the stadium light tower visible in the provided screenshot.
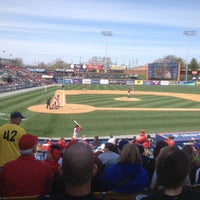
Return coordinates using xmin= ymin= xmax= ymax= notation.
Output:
xmin=101 ymin=31 xmax=112 ymax=66
xmin=183 ymin=30 xmax=196 ymax=81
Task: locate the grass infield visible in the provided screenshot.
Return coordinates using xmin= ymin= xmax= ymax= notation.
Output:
xmin=0 ymin=84 xmax=200 ymax=138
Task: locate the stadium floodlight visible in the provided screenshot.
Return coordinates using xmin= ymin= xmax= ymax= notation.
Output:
xmin=183 ymin=30 xmax=196 ymax=81
xmin=101 ymin=31 xmax=113 ymax=66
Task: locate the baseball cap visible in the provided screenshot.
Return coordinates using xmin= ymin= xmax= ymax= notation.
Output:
xmin=10 ymin=111 xmax=25 ymax=119
xmin=118 ymin=139 xmax=129 ymax=151
xmin=18 ymin=133 xmax=38 ymax=150
xmin=57 ymin=140 xmax=66 ymax=149
xmin=108 ymin=137 xmax=116 ymax=144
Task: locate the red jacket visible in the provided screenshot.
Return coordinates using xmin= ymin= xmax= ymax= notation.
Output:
xmin=0 ymin=154 xmax=53 ymax=197
xmin=136 ymin=133 xmax=147 ymax=144
xmin=165 ymin=139 xmax=175 ymax=147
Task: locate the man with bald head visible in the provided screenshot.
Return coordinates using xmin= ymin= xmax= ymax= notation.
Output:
xmin=38 ymin=143 xmax=103 ymax=199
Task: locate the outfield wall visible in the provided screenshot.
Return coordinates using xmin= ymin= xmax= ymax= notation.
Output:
xmin=1 ymin=79 xmax=200 ymax=93
xmin=55 ymin=78 xmax=200 ymax=86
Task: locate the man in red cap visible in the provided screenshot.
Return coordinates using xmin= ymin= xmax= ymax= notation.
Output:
xmin=136 ymin=129 xmax=147 ymax=145
xmin=44 ymin=147 xmax=61 ymax=173
xmin=0 ymin=111 xmax=26 ymax=168
xmin=0 ymin=133 xmax=53 ymax=197
xmin=164 ymin=135 xmax=175 ymax=147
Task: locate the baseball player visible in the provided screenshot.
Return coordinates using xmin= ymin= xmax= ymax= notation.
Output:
xmin=127 ymin=89 xmax=131 ymax=98
xmin=72 ymin=125 xmax=82 ymax=140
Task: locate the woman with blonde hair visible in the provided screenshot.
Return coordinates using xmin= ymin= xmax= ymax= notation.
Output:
xmin=101 ymin=143 xmax=149 ymax=194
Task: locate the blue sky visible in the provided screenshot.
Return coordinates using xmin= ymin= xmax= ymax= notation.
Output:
xmin=0 ymin=0 xmax=199 ymax=66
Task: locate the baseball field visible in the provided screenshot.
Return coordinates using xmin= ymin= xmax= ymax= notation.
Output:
xmin=1 ymin=84 xmax=200 ymax=139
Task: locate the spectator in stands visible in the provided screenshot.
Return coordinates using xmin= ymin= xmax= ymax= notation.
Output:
xmin=91 ymin=135 xmax=102 ymax=149
xmin=98 ymin=142 xmax=120 ymax=165
xmin=107 ymin=134 xmax=116 ymax=144
xmin=57 ymin=137 xmax=67 ymax=150
xmin=81 ymin=135 xmax=89 ymax=145
xmin=164 ymin=135 xmax=175 ymax=147
xmin=65 ymin=137 xmax=77 ymax=149
xmin=42 ymin=138 xmax=54 ymax=151
xmin=44 ymin=144 xmax=64 ymax=195
xmin=38 ymin=143 xmax=104 ymax=200
xmin=137 ymin=144 xmax=154 ymax=179
xmin=44 ymin=145 xmax=61 ymax=173
xmin=118 ymin=139 xmax=129 ymax=153
xmin=0 ymin=111 xmax=26 ymax=169
xmin=136 ymin=129 xmax=147 ymax=145
xmin=91 ymin=156 xmax=105 ymax=193
xmin=149 ymin=140 xmax=168 ymax=189
xmin=103 ymin=139 xmax=130 ymax=166
xmin=139 ymin=146 xmax=200 ymax=200
xmin=182 ymin=144 xmax=200 ymax=186
xmin=142 ymin=135 xmax=153 ymax=149
xmin=182 ymin=144 xmax=196 ymax=185
xmin=101 ymin=143 xmax=149 ymax=194
xmin=0 ymin=133 xmax=53 ymax=197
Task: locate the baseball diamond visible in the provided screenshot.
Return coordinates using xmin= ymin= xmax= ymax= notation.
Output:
xmin=28 ymin=89 xmax=200 ymax=114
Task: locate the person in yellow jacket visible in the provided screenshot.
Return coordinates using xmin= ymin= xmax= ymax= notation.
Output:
xmin=0 ymin=111 xmax=26 ymax=168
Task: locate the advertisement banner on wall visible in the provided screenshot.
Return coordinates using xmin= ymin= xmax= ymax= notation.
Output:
xmin=143 ymin=80 xmax=152 ymax=85
xmin=152 ymin=80 xmax=161 ymax=85
xmin=160 ymin=81 xmax=169 ymax=85
xmin=196 ymin=81 xmax=200 ymax=86
xmin=100 ymin=79 xmax=109 ymax=84
xmin=91 ymin=79 xmax=100 ymax=84
xmin=110 ymin=65 xmax=126 ymax=70
xmin=169 ymin=81 xmax=178 ymax=85
xmin=178 ymin=81 xmax=195 ymax=86
xmin=55 ymin=79 xmax=62 ymax=84
xmin=82 ymin=79 xmax=91 ymax=84
xmin=109 ymin=80 xmax=126 ymax=84
xmin=134 ymin=80 xmax=144 ymax=85
xmin=126 ymin=80 xmax=134 ymax=85
xmin=64 ymin=79 xmax=72 ymax=84
xmin=73 ymin=79 xmax=82 ymax=84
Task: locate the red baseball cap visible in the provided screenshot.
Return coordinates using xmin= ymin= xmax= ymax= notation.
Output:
xmin=18 ymin=133 xmax=38 ymax=150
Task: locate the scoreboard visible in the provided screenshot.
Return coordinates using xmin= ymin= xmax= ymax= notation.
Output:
xmin=147 ymin=63 xmax=179 ymax=80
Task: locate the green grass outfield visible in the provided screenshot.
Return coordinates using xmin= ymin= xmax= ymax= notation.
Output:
xmin=0 ymin=84 xmax=200 ymax=139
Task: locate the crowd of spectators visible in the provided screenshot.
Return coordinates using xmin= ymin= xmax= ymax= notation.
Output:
xmin=0 ymin=64 xmax=46 ymax=86
xmin=1 ymin=112 xmax=200 ymax=199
